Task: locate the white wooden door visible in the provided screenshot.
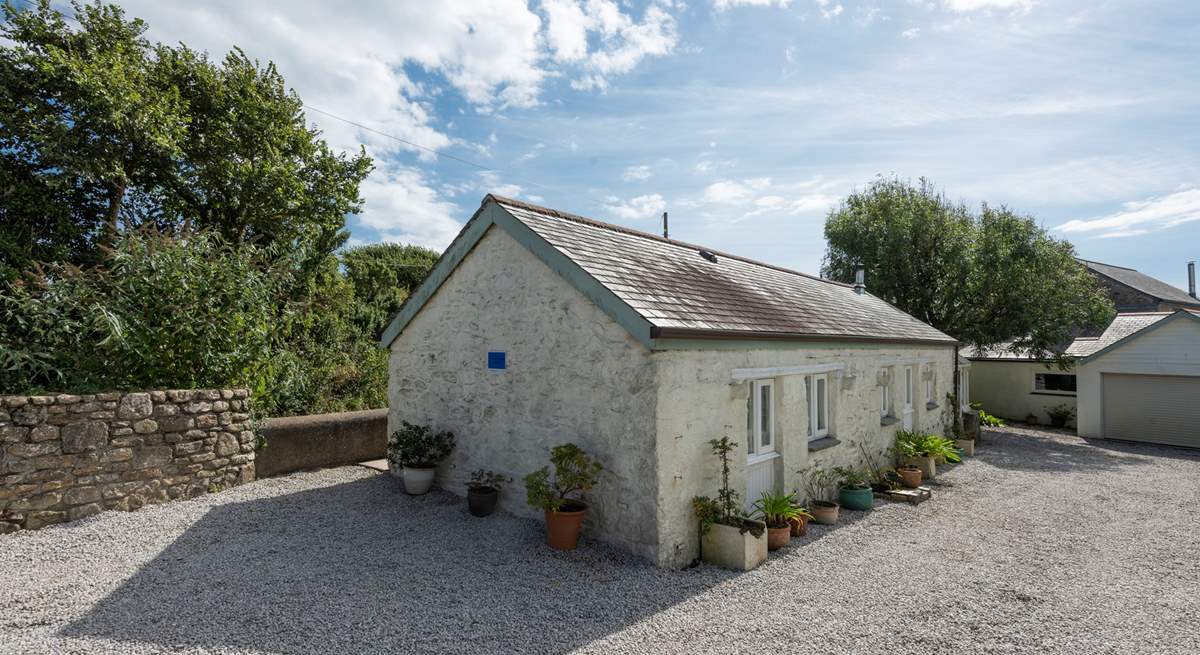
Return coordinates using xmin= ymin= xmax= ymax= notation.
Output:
xmin=902 ymin=366 xmax=914 ymax=430
xmin=745 ymin=379 xmax=778 ymax=512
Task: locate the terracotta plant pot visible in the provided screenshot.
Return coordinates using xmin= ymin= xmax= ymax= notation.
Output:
xmin=402 ymin=466 xmax=436 ymax=495
xmin=809 ymin=500 xmax=839 ymax=525
xmin=788 ymin=514 xmax=809 ymax=537
xmin=904 ymin=455 xmax=936 ymax=480
xmin=467 ymin=487 xmax=499 ymax=517
xmin=544 ymin=502 xmax=587 ymax=550
xmin=838 ymin=486 xmax=873 ymax=511
xmin=766 ymin=525 xmax=791 ymax=551
xmin=955 ymin=438 xmax=976 ymax=456
xmin=897 ymin=465 xmax=922 ymax=488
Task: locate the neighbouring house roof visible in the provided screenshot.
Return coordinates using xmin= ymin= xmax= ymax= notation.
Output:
xmin=960 ymin=340 xmax=1042 ymax=362
xmin=1079 ymin=259 xmax=1200 ymax=308
xmin=1072 ymin=310 xmax=1200 ymax=362
xmin=381 ymin=195 xmax=958 ymax=349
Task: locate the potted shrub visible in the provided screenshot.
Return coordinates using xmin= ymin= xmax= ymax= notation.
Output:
xmin=466 ymin=469 xmax=511 ymax=517
xmin=799 ymin=467 xmax=839 ymax=525
xmin=895 ymin=430 xmax=935 ymax=480
xmin=387 ymin=421 xmax=455 ymax=495
xmin=524 ymin=443 xmax=603 ymax=550
xmin=788 ymin=501 xmax=815 ymax=537
xmin=833 ymin=467 xmax=873 ymax=511
xmin=920 ymin=433 xmax=962 ymax=468
xmin=1048 ymin=403 xmax=1075 ymax=429
xmin=693 ymin=437 xmax=767 ymax=570
xmin=752 ymin=491 xmax=804 ymax=551
xmin=896 ymin=464 xmax=922 ymax=488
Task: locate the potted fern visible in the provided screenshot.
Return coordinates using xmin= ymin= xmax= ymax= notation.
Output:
xmin=692 ymin=437 xmax=767 ymax=570
xmin=387 ymin=421 xmax=455 ymax=495
xmin=524 ymin=443 xmax=602 ymax=550
xmin=752 ymin=491 xmax=805 ymax=550
xmin=896 ymin=430 xmax=935 ymax=479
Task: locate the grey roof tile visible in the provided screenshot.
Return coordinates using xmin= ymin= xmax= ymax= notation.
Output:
xmin=1081 ymin=259 xmax=1200 ymax=307
xmin=494 ymin=197 xmax=956 ymax=344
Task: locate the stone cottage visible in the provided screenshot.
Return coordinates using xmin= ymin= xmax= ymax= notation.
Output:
xmin=383 ymin=195 xmax=958 ymax=568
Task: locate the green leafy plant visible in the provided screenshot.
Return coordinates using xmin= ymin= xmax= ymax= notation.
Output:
xmin=387 ymin=421 xmax=455 ymax=469
xmin=524 ymin=443 xmax=603 ymax=512
xmin=918 ymin=434 xmax=962 ymax=463
xmin=798 ymin=467 xmax=837 ymax=505
xmin=752 ymin=491 xmax=804 ymax=529
xmin=970 ymin=402 xmax=1006 ymax=427
xmin=467 ymin=469 xmax=511 ymax=492
xmin=1047 ymin=403 xmax=1076 ymax=426
xmin=832 ymin=466 xmax=871 ymax=490
xmin=894 ymin=430 xmax=924 ymax=458
xmin=693 ymin=436 xmax=761 ymax=536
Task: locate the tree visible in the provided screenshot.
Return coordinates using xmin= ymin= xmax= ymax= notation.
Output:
xmin=0 ymin=1 xmax=372 ymax=281
xmin=823 ymin=177 xmax=1114 ymax=425
xmin=341 ymin=243 xmax=439 ymax=337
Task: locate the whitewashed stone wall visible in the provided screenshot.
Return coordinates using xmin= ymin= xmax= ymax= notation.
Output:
xmin=0 ymin=389 xmax=254 ymax=533
xmin=652 ymin=344 xmax=955 ymax=568
xmin=388 ymin=227 xmax=659 ymax=560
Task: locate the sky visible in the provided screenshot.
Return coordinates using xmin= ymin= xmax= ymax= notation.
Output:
xmin=104 ymin=0 xmax=1200 ymax=292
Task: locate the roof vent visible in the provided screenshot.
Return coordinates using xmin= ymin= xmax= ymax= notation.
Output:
xmin=854 ymin=268 xmax=866 ymax=294
xmin=699 ymin=249 xmax=718 ymax=263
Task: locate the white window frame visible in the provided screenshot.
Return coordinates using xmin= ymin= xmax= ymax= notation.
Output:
xmin=1032 ymin=372 xmax=1077 ymax=396
xmin=747 ymin=379 xmax=775 ymax=459
xmin=806 ymin=374 xmax=830 ymax=441
xmin=925 ymin=376 xmax=935 ymax=405
xmin=959 ymin=369 xmax=970 ymax=410
xmin=879 ymin=384 xmax=890 ymax=418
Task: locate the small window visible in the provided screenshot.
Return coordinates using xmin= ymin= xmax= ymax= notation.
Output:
xmin=1034 ymin=372 xmax=1077 ymax=395
xmin=959 ymin=369 xmax=970 ymax=409
xmin=925 ymin=376 xmax=934 ymax=404
xmin=904 ymin=366 xmax=914 ymax=410
xmin=806 ymin=374 xmax=829 ymax=440
xmin=879 ymin=384 xmax=890 ymax=417
xmin=747 ymin=379 xmax=774 ymax=457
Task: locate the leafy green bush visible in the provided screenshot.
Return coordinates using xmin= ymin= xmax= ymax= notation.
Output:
xmin=524 ymin=443 xmax=603 ymax=512
xmin=0 ymin=230 xmax=282 ymax=394
xmin=387 ymin=421 xmax=456 ymax=469
xmin=970 ymin=402 xmax=1006 ymax=427
xmin=752 ymin=491 xmax=804 ymax=528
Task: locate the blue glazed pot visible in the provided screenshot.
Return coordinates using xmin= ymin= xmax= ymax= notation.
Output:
xmin=838 ymin=486 xmax=873 ymax=512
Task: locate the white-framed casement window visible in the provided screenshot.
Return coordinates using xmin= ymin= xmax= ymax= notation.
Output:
xmin=879 ymin=383 xmax=890 ymax=418
xmin=805 ymin=374 xmax=829 ymax=440
xmin=746 ymin=379 xmax=775 ymax=457
xmin=959 ymin=369 xmax=970 ymax=409
xmin=925 ymin=375 xmax=935 ymax=406
xmin=1033 ymin=372 xmax=1077 ymax=396
xmin=904 ymin=366 xmax=914 ymax=411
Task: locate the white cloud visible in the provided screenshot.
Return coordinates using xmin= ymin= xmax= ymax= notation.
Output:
xmin=357 ymin=166 xmax=463 ymax=249
xmin=942 ymin=0 xmax=1034 ymax=13
xmin=702 ymin=178 xmax=771 ymax=204
xmin=543 ymin=1 xmax=678 ymax=92
xmin=622 ymin=164 xmax=654 ymax=181
xmin=815 ymin=0 xmax=844 ymax=19
xmin=514 ymin=143 xmax=546 ymax=164
xmin=712 ymin=0 xmax=792 ymax=10
xmin=901 ymin=27 xmax=921 ymax=39
xmin=1056 ymin=189 xmax=1200 ymax=239
xmin=605 ymin=193 xmax=667 ymax=220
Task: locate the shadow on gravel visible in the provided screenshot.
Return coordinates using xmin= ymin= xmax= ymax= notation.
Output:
xmin=975 ymin=428 xmax=1156 ymax=474
xmin=61 ymin=473 xmax=740 ymax=654
xmin=1078 ymin=437 xmax=1200 ymax=461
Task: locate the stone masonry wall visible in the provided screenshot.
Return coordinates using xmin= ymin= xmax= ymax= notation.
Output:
xmin=0 ymin=389 xmax=255 ymax=533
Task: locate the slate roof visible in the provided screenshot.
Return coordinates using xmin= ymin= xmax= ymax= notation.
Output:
xmin=1080 ymin=259 xmax=1200 ymax=308
xmin=493 ymin=196 xmax=956 ymax=345
xmin=1067 ymin=311 xmax=1199 ymax=359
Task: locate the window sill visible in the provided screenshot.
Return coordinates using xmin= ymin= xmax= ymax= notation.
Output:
xmin=808 ymin=437 xmax=841 ymax=452
xmin=926 ymin=402 xmax=939 ymax=410
xmin=746 ymin=451 xmax=780 ymax=466
xmin=880 ymin=416 xmax=900 ymax=426
xmin=1030 ymin=391 xmax=1077 ymax=397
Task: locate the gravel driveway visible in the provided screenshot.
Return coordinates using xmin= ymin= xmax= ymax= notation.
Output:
xmin=2 ymin=427 xmax=1198 ymax=654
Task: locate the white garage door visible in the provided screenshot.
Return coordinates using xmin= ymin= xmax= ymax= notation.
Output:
xmin=1102 ymin=373 xmax=1200 ymax=448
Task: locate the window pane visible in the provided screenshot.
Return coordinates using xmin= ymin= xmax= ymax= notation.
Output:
xmin=760 ymin=384 xmax=772 ymax=447
xmin=805 ymin=377 xmax=813 ymax=436
xmin=905 ymin=368 xmax=913 ymax=404
xmin=816 ymin=377 xmax=827 ymax=431
xmin=880 ymin=386 xmax=888 ymax=416
xmin=747 ymin=389 xmax=754 ymax=453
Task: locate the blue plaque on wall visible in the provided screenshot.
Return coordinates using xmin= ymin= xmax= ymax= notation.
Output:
xmin=487 ymin=351 xmax=506 ymax=370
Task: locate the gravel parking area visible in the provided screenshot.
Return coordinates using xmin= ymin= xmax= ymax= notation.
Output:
xmin=2 ymin=427 xmax=1198 ymax=654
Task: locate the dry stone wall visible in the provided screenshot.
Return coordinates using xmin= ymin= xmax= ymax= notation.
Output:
xmin=0 ymin=389 xmax=255 ymax=533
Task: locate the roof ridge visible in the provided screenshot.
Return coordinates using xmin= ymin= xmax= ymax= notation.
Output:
xmin=1077 ymin=257 xmax=1137 ymax=272
xmin=486 ymin=194 xmax=857 ymax=290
